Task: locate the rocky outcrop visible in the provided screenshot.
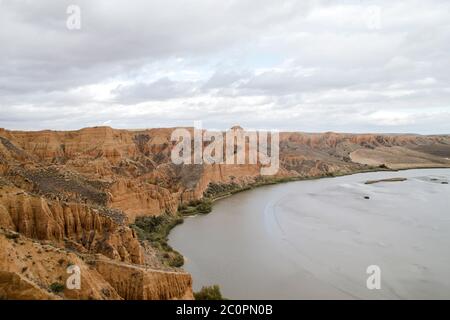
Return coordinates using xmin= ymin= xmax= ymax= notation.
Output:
xmin=0 ymin=186 xmax=143 ymax=264
xmin=0 ymin=227 xmax=193 ymax=300
xmin=0 ymin=229 xmax=121 ymax=300
xmin=0 ymin=271 xmax=58 ymax=300
xmin=109 ymin=179 xmax=179 ymax=222
xmin=94 ymin=258 xmax=193 ymax=300
xmin=0 ymin=126 xmax=449 ymax=300
xmin=2 ymin=127 xmax=449 ymax=215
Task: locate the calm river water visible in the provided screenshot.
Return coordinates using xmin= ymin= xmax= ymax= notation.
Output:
xmin=169 ymin=169 xmax=450 ymax=299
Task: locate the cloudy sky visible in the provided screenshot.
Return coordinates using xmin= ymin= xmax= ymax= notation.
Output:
xmin=1 ymin=0 xmax=449 ymax=133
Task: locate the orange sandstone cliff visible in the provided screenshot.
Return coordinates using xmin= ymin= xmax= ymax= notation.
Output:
xmin=0 ymin=126 xmax=449 ymax=299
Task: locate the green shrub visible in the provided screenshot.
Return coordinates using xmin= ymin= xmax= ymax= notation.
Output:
xmin=196 ymin=200 xmax=212 ymax=214
xmin=194 ymin=285 xmax=226 ymax=300
xmin=5 ymin=233 xmax=19 ymax=240
xmin=167 ymin=252 xmax=184 ymax=268
xmin=179 ymin=199 xmax=212 ymax=216
xmin=131 ymin=214 xmax=184 ymax=268
xmin=49 ymin=282 xmax=65 ymax=293
xmin=132 ymin=214 xmax=183 ymax=242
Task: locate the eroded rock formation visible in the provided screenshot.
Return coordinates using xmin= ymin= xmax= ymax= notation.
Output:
xmin=0 ymin=126 xmax=449 ymax=299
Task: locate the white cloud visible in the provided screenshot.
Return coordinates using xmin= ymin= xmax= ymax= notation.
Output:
xmin=0 ymin=0 xmax=449 ymax=133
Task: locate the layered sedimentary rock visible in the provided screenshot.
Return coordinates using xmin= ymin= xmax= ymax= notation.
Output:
xmin=0 ymin=186 xmax=143 ymax=264
xmin=0 ymin=126 xmax=449 ymax=299
xmin=0 ymin=229 xmax=121 ymax=300
xmin=94 ymin=258 xmax=193 ymax=300
xmin=109 ymin=178 xmax=179 ymax=221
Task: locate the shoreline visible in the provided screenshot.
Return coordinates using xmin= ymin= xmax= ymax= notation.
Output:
xmin=170 ymin=166 xmax=450 ymax=299
xmin=163 ymin=165 xmax=450 ymax=268
xmin=204 ymin=164 xmax=450 ymax=205
xmin=128 ymin=165 xmax=450 ymax=270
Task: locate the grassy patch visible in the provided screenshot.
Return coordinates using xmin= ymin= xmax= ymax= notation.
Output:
xmin=203 ymin=177 xmax=303 ymax=201
xmin=194 ymin=285 xmax=226 ymax=300
xmin=49 ymin=282 xmax=65 ymax=294
xmin=5 ymin=233 xmax=20 ymax=240
xmin=203 ymin=182 xmax=242 ymax=199
xmin=131 ymin=213 xmax=185 ymax=268
xmin=178 ymin=199 xmax=212 ymax=216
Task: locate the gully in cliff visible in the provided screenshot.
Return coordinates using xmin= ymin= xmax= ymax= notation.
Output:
xmin=171 ymin=121 xmax=280 ymax=175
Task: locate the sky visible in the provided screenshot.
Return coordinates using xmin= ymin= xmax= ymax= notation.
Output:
xmin=1 ymin=0 xmax=450 ymax=133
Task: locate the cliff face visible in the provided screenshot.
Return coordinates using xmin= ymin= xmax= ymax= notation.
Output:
xmin=109 ymin=179 xmax=180 ymax=221
xmin=94 ymin=258 xmax=193 ymax=300
xmin=0 ymin=229 xmax=192 ymax=300
xmin=2 ymin=127 xmax=449 ymax=209
xmin=0 ymin=229 xmax=121 ymax=300
xmin=0 ymin=186 xmax=143 ymax=264
xmin=0 ymin=126 xmax=449 ymax=300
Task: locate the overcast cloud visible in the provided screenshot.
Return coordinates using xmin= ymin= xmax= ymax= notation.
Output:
xmin=1 ymin=0 xmax=449 ymax=133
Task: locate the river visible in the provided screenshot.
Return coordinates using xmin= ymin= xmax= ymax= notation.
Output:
xmin=169 ymin=169 xmax=450 ymax=299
